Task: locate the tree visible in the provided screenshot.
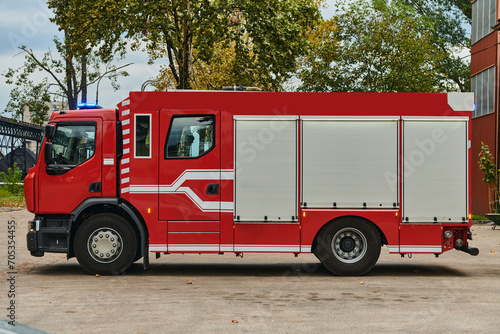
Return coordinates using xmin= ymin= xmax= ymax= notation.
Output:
xmin=48 ymin=0 xmax=129 ymax=104
xmin=4 ymin=1 xmax=132 ymax=120
xmin=4 ymin=77 xmax=51 ymax=125
xmin=134 ymin=0 xmax=321 ymax=90
xmin=397 ymin=0 xmax=471 ymax=92
xmin=49 ymin=0 xmax=321 ymax=91
xmin=3 ymin=40 xmax=131 ymax=119
xmin=298 ymin=0 xmax=449 ymax=92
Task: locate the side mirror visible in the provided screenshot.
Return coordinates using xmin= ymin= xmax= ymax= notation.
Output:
xmin=44 ymin=142 xmax=53 ymax=165
xmin=45 ymin=124 xmax=56 ymax=140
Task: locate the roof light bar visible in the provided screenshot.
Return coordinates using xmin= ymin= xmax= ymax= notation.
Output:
xmin=77 ymin=102 xmax=101 ymax=109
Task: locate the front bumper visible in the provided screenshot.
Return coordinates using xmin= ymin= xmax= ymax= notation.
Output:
xmin=27 ymin=216 xmax=70 ymax=256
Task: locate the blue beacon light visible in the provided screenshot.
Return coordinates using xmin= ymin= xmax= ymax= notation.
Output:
xmin=77 ymin=102 xmax=101 ymax=109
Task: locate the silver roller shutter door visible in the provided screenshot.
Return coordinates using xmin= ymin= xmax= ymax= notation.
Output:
xmin=234 ymin=118 xmax=298 ymax=222
xmin=302 ymin=119 xmax=399 ymax=209
xmin=403 ymin=119 xmax=468 ymax=223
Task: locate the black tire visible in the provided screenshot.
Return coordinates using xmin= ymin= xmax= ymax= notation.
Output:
xmin=74 ymin=213 xmax=137 ymax=275
xmin=315 ymin=217 xmax=381 ymax=276
xmin=133 ymin=247 xmax=142 ymax=263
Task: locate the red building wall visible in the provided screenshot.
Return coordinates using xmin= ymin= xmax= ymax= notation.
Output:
xmin=471 ymin=114 xmax=497 ymax=214
xmin=470 ymin=1 xmax=499 ymax=215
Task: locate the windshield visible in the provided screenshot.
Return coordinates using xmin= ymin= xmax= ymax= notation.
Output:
xmin=51 ymin=124 xmax=96 ymax=165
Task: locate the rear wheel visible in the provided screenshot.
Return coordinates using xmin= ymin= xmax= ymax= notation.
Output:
xmin=74 ymin=214 xmax=137 ymax=275
xmin=315 ymin=217 xmax=381 ymax=276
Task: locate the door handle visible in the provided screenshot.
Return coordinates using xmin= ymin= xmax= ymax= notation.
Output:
xmin=206 ymin=183 xmax=219 ymax=195
xmin=88 ymin=182 xmax=102 ymax=193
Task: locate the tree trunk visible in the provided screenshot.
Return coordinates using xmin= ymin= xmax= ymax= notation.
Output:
xmin=65 ymin=54 xmax=77 ymax=110
xmin=80 ymin=53 xmax=88 ymax=104
xmin=178 ymin=0 xmax=192 ymax=89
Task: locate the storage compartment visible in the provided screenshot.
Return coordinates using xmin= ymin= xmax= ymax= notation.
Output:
xmin=399 ymin=224 xmax=442 ymax=253
xmin=301 ymin=117 xmax=399 ymax=208
xmin=234 ymin=223 xmax=300 ymax=252
xmin=234 ymin=117 xmax=298 ymax=222
xmin=402 ymin=118 xmax=468 ymax=223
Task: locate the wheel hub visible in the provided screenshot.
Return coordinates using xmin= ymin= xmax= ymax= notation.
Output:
xmin=339 ymin=236 xmax=355 ymax=252
xmin=331 ymin=228 xmax=367 ymax=264
xmin=87 ymin=228 xmax=122 ymax=263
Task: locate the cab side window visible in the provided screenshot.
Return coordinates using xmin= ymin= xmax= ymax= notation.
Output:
xmin=135 ymin=114 xmax=151 ymax=158
xmin=165 ymin=115 xmax=215 ymax=159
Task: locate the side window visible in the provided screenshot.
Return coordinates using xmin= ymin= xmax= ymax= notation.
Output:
xmin=165 ymin=115 xmax=215 ymax=158
xmin=52 ymin=124 xmax=96 ymax=165
xmin=135 ymin=114 xmax=151 ymax=158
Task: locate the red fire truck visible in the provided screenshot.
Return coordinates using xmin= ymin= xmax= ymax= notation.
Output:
xmin=25 ymin=90 xmax=478 ymax=275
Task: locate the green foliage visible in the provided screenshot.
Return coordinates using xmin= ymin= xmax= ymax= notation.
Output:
xmin=0 ymin=164 xmax=24 ymax=197
xmin=3 ymin=0 xmax=131 ymax=116
xmin=50 ymin=0 xmax=321 ymax=91
xmin=299 ymin=0 xmax=441 ymax=92
xmin=0 ymin=186 xmax=26 ymax=209
xmin=478 ymin=142 xmax=497 ymax=185
xmin=0 ymin=187 xmax=11 ymax=199
xmin=47 ymin=0 xmax=127 ymax=62
xmin=471 ymin=214 xmax=487 ymax=221
xmin=398 ymin=0 xmax=471 ymax=92
xmin=478 ymin=142 xmax=499 ymax=213
xmin=3 ymin=74 xmax=50 ymax=125
xmin=451 ymin=0 xmax=472 ymax=22
xmin=3 ymin=38 xmax=130 ymax=115
xmin=224 ymin=0 xmax=321 ymax=91
xmin=298 ymin=0 xmax=470 ymax=93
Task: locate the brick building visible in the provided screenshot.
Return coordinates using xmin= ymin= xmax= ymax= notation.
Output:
xmin=471 ymin=0 xmax=499 ymax=214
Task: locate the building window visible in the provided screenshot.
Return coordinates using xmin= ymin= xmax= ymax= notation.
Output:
xmin=134 ymin=114 xmax=151 ymax=158
xmin=471 ymin=66 xmax=495 ymax=118
xmin=472 ymin=0 xmax=497 ymax=44
xmin=165 ymin=115 xmax=215 ymax=158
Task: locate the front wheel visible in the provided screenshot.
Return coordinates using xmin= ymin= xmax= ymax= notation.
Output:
xmin=74 ymin=214 xmax=137 ymax=275
xmin=315 ymin=217 xmax=381 ymax=276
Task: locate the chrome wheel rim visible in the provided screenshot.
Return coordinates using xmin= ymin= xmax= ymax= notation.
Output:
xmin=87 ymin=228 xmax=122 ymax=263
xmin=331 ymin=228 xmax=367 ymax=263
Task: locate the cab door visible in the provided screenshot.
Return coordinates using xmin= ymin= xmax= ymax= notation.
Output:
xmin=38 ymin=120 xmax=102 ymax=213
xmin=158 ymin=110 xmax=221 ymax=222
